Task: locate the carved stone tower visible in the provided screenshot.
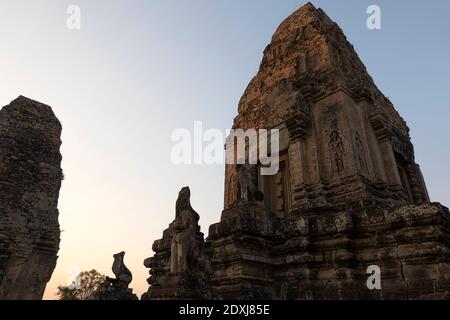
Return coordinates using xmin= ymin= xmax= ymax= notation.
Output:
xmin=0 ymin=96 xmax=63 ymax=300
xmin=223 ymin=2 xmax=429 ymax=217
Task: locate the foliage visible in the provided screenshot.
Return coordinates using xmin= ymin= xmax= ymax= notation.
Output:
xmin=56 ymin=269 xmax=106 ymax=300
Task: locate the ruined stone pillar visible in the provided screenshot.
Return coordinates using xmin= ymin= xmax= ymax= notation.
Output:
xmin=0 ymin=96 xmax=62 ymax=300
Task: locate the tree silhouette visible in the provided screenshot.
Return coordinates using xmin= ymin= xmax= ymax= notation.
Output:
xmin=56 ymin=269 xmax=106 ymax=300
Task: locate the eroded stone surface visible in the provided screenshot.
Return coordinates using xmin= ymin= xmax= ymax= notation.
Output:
xmin=0 ymin=96 xmax=62 ymax=300
xmin=142 ymin=187 xmax=217 ymax=300
xmin=210 ymin=3 xmax=448 ymax=300
xmin=90 ymin=252 xmax=138 ymax=300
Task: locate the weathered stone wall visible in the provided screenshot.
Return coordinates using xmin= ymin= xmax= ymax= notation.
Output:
xmin=0 ymin=96 xmax=62 ymax=300
xmin=208 ymin=202 xmax=450 ymax=299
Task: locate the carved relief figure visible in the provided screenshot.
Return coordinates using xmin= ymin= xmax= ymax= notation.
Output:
xmin=171 ymin=212 xmax=199 ymax=274
xmin=170 ymin=233 xmax=182 ymax=273
xmin=329 ymin=129 xmax=345 ymax=174
xmin=235 ymin=163 xmax=261 ymax=202
xmin=171 ymin=187 xmax=203 ymax=274
xmin=171 ymin=223 xmax=190 ymax=273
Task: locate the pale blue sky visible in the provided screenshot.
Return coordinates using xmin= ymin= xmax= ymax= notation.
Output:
xmin=0 ymin=0 xmax=449 ymax=299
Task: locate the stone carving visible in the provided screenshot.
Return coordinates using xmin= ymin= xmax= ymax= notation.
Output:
xmin=207 ymin=3 xmax=448 ymax=300
xmin=0 ymin=96 xmax=62 ymax=300
xmin=0 ymin=253 xmax=9 ymax=286
xmin=171 ymin=211 xmax=199 ymax=273
xmin=329 ymin=129 xmax=345 ymax=174
xmin=171 ymin=187 xmax=209 ymax=274
xmin=142 ymin=187 xmax=216 ymax=300
xmin=90 ymin=252 xmax=138 ymax=300
xmin=176 ymin=186 xmax=198 ymax=220
xmin=112 ymin=251 xmax=133 ymax=286
xmin=235 ymin=163 xmax=262 ymax=202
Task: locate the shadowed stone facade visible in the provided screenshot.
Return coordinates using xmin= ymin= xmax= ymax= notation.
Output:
xmin=144 ymin=3 xmax=449 ymax=300
xmin=142 ymin=187 xmax=216 ymax=300
xmin=0 ymin=96 xmax=63 ymax=300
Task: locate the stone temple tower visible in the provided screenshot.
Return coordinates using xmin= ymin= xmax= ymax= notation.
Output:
xmin=223 ymin=2 xmax=429 ymax=217
xmin=207 ymin=3 xmax=449 ymax=299
xmin=145 ymin=3 xmax=449 ymax=300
